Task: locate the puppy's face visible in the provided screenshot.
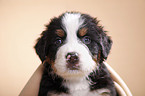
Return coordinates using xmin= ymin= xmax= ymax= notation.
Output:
xmin=35 ymin=12 xmax=112 ymax=80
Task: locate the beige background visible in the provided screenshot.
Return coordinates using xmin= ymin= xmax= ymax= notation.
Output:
xmin=0 ymin=0 xmax=145 ymax=96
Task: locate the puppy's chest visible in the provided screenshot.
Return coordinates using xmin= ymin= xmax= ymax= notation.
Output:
xmin=48 ymin=80 xmax=110 ymax=96
xmin=49 ymin=88 xmax=110 ymax=96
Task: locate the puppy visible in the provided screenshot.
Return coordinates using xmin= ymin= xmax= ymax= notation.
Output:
xmin=34 ymin=12 xmax=117 ymax=96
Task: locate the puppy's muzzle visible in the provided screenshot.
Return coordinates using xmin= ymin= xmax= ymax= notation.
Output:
xmin=66 ymin=52 xmax=80 ymax=70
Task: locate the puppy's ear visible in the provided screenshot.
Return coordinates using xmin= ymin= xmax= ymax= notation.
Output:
xmin=100 ymin=33 xmax=112 ymax=61
xmin=34 ymin=32 xmax=46 ymax=62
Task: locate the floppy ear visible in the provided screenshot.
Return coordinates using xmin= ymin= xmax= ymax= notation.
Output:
xmin=100 ymin=33 xmax=112 ymax=61
xmin=34 ymin=34 xmax=46 ymax=62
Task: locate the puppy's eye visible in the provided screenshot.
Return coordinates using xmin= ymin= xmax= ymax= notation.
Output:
xmin=82 ymin=36 xmax=91 ymax=44
xmin=55 ymin=38 xmax=62 ymax=45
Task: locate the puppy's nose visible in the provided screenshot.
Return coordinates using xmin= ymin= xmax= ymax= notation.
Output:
xmin=66 ymin=52 xmax=79 ymax=70
xmin=66 ymin=52 xmax=79 ymax=64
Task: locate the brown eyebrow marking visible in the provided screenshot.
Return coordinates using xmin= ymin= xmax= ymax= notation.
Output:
xmin=79 ymin=28 xmax=88 ymax=37
xmin=56 ymin=29 xmax=65 ymax=37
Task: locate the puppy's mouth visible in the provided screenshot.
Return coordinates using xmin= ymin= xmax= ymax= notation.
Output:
xmin=66 ymin=52 xmax=80 ymax=70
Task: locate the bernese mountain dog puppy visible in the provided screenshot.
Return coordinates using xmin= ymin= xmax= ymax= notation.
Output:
xmin=34 ymin=12 xmax=117 ymax=96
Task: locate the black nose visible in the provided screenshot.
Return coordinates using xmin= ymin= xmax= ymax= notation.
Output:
xmin=66 ymin=52 xmax=79 ymax=70
xmin=66 ymin=52 xmax=79 ymax=64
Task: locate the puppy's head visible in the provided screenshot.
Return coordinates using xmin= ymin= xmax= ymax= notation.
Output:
xmin=34 ymin=12 xmax=112 ymax=80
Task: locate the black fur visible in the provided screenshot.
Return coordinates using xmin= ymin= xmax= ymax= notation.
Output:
xmin=35 ymin=17 xmax=65 ymax=62
xmin=39 ymin=62 xmax=69 ymax=96
xmin=88 ymin=62 xmax=116 ymax=96
xmin=34 ymin=12 xmax=117 ymax=96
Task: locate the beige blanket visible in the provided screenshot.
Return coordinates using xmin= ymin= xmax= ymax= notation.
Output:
xmin=19 ymin=63 xmax=132 ymax=96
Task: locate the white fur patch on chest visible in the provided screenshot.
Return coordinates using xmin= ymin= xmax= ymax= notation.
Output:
xmin=48 ymin=79 xmax=110 ymax=96
xmin=49 ymin=89 xmax=110 ymax=96
xmin=64 ymin=79 xmax=90 ymax=96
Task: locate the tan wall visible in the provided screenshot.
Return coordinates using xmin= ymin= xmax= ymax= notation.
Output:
xmin=0 ymin=0 xmax=145 ymax=95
